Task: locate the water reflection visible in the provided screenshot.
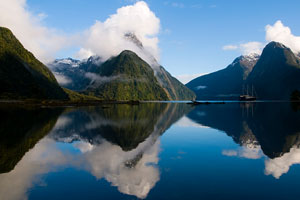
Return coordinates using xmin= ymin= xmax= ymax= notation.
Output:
xmin=187 ymin=102 xmax=300 ymax=178
xmin=0 ymin=103 xmax=191 ymax=200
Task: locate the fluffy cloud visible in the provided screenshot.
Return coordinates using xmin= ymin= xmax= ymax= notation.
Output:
xmin=0 ymin=0 xmax=71 ymax=63
xmin=265 ymin=20 xmax=300 ymax=53
xmin=79 ymin=138 xmax=160 ymax=199
xmin=0 ymin=1 xmax=160 ymax=66
xmin=0 ymin=138 xmax=70 ymax=200
xmin=265 ymin=147 xmax=300 ymax=179
xmin=239 ymin=42 xmax=264 ymax=55
xmin=222 ymin=146 xmax=263 ymax=160
xmin=53 ymin=73 xmax=72 ymax=86
xmin=222 ymin=42 xmax=264 ymax=55
xmin=223 ymin=20 xmax=300 ymax=55
xmin=77 ymin=1 xmax=161 ymax=66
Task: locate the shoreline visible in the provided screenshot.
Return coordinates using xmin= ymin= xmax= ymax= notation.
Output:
xmin=0 ymin=99 xmax=298 ymax=108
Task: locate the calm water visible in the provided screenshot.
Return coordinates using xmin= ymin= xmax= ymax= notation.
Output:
xmin=1 ymin=102 xmax=300 ymax=200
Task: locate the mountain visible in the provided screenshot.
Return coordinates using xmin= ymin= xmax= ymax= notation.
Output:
xmin=85 ymin=50 xmax=169 ymax=100
xmin=246 ymin=41 xmax=300 ymax=100
xmin=124 ymin=32 xmax=195 ymax=100
xmin=186 ymin=54 xmax=259 ymax=100
xmin=50 ymin=103 xmax=192 ymax=151
xmin=48 ymin=33 xmax=195 ymax=101
xmin=0 ymin=106 xmax=63 ymax=173
xmin=187 ymin=102 xmax=300 ymax=159
xmin=48 ymin=58 xmax=90 ymax=91
xmin=156 ymin=66 xmax=196 ymax=100
xmin=0 ymin=27 xmax=68 ymax=100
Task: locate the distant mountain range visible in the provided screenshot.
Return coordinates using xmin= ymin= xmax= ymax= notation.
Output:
xmin=0 ymin=27 xmax=194 ymax=101
xmin=187 ymin=41 xmax=300 ymax=100
xmin=48 ymin=33 xmax=195 ymax=101
xmin=186 ymin=54 xmax=259 ymax=100
xmin=2 ymin=25 xmax=300 ymax=101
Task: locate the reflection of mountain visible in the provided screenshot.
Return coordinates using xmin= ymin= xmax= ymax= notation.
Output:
xmin=0 ymin=106 xmax=62 ymax=173
xmin=48 ymin=103 xmax=191 ymax=198
xmin=187 ymin=103 xmax=300 ymax=159
xmin=0 ymin=103 xmax=191 ymax=200
xmin=51 ymin=103 xmax=192 ymax=151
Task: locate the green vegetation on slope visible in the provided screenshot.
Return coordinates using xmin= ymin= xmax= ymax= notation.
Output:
xmin=156 ymin=66 xmax=196 ymax=100
xmin=86 ymin=50 xmax=169 ymax=100
xmin=0 ymin=27 xmax=68 ymax=100
xmin=63 ymin=88 xmax=101 ymax=101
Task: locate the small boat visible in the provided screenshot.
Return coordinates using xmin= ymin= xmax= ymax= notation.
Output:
xmin=240 ymin=85 xmax=256 ymax=101
xmin=187 ymin=100 xmax=202 ymax=105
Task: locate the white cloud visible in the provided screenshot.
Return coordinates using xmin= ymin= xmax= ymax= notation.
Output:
xmin=222 ymin=145 xmax=263 ymax=160
xmin=175 ymin=73 xmax=207 ymax=84
xmin=222 ymin=150 xmax=238 ymax=157
xmin=80 ymin=138 xmax=160 ymax=199
xmin=222 ymin=42 xmax=264 ymax=55
xmin=240 ymin=42 xmax=264 ymax=55
xmin=77 ymin=1 xmax=161 ymax=67
xmin=265 ymin=20 xmax=300 ymax=53
xmin=53 ymin=73 xmax=72 ymax=86
xmin=0 ymin=138 xmax=70 ymax=200
xmin=223 ymin=20 xmax=300 ymax=56
xmin=265 ymin=147 xmax=300 ymax=179
xmin=0 ymin=0 xmax=71 ymax=63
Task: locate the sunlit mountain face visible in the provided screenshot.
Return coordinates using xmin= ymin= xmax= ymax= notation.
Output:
xmin=1 ymin=102 xmax=300 ymax=200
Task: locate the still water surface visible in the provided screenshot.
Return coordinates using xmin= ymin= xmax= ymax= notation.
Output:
xmin=1 ymin=102 xmax=300 ymax=200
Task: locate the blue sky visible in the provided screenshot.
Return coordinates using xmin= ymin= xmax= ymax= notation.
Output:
xmin=7 ymin=0 xmax=300 ymax=83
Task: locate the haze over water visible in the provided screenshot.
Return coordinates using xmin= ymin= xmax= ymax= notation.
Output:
xmin=1 ymin=102 xmax=300 ymax=200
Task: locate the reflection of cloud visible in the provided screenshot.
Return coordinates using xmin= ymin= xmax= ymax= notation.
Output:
xmin=53 ymin=116 xmax=72 ymax=129
xmin=175 ymin=116 xmax=209 ymax=128
xmin=222 ymin=145 xmax=263 ymax=159
xmin=0 ymin=131 xmax=161 ymax=200
xmin=0 ymin=138 xmax=69 ymax=200
xmin=73 ymin=141 xmax=94 ymax=153
xmin=78 ymin=135 xmax=160 ymax=199
xmin=265 ymin=147 xmax=300 ymax=179
xmin=222 ymin=150 xmax=238 ymax=157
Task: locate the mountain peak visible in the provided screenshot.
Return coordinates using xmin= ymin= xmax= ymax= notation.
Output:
xmin=52 ymin=58 xmax=81 ymax=68
xmin=232 ymin=53 xmax=260 ymax=67
xmin=266 ymin=41 xmax=289 ymax=50
xmin=119 ymin=49 xmax=138 ymax=57
xmin=124 ymin=33 xmax=143 ymax=49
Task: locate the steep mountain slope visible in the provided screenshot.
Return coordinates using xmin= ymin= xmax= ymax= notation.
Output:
xmin=48 ymin=33 xmax=195 ymax=100
xmin=186 ymin=54 xmax=259 ymax=100
xmin=156 ymin=66 xmax=195 ymax=100
xmin=124 ymin=32 xmax=195 ymax=100
xmin=0 ymin=27 xmax=68 ymax=100
xmin=85 ymin=50 xmax=169 ymax=100
xmin=246 ymin=42 xmax=300 ymax=100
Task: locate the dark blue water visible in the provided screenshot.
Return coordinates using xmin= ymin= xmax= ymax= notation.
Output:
xmin=1 ymin=102 xmax=300 ymax=200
